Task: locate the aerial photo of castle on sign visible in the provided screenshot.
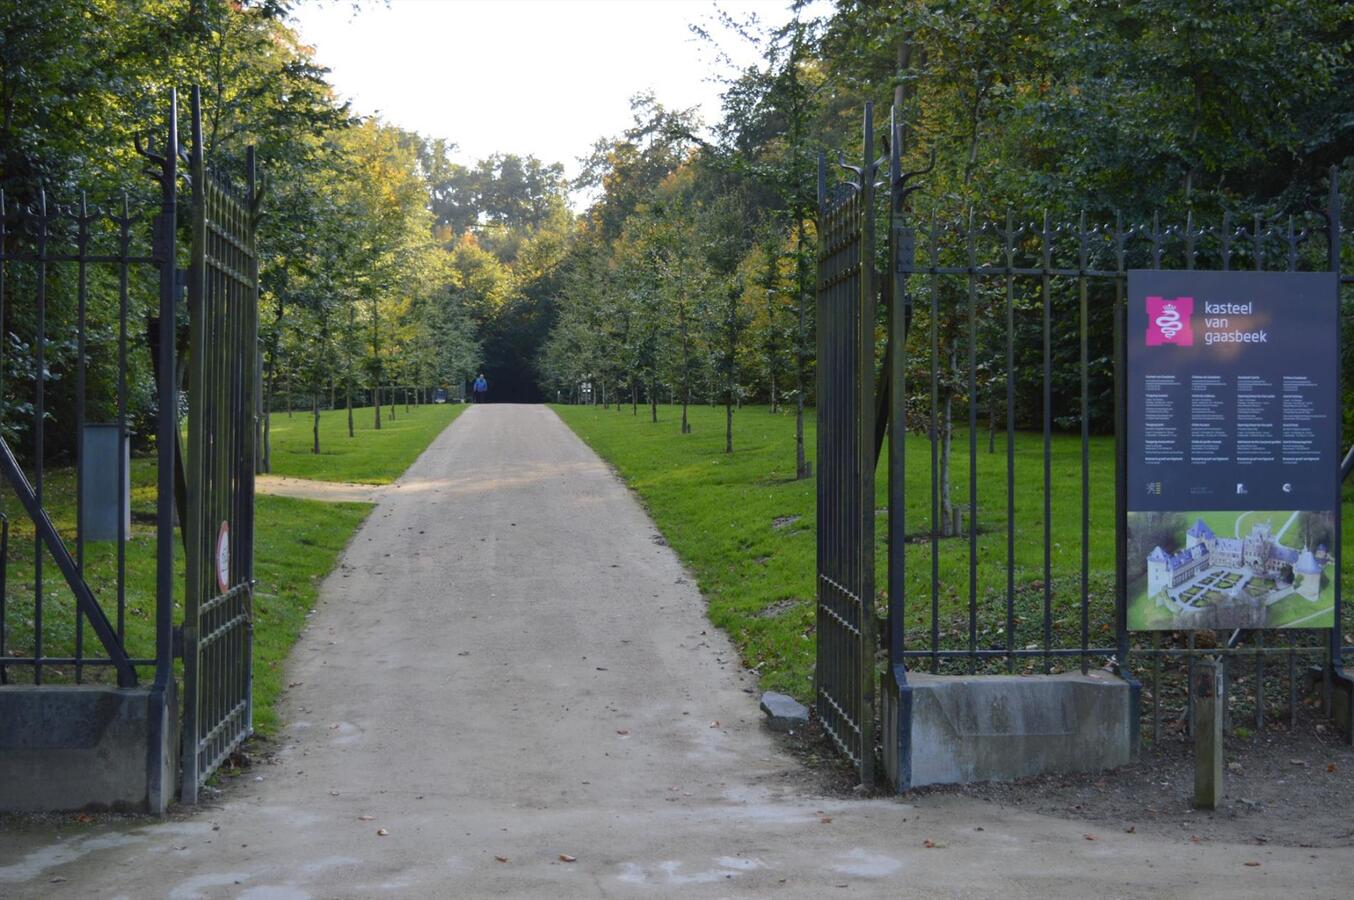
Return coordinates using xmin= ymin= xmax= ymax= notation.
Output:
xmin=1126 ymin=270 xmax=1339 ymax=631
xmin=1129 ymin=509 xmax=1334 ymax=630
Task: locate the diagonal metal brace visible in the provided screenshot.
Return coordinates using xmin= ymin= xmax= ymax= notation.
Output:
xmin=0 ymin=436 xmax=138 ymax=687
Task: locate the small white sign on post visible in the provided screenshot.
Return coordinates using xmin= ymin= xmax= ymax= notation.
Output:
xmin=215 ymin=521 xmax=231 ymax=594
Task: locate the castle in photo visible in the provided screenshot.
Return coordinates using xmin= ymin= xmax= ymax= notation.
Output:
xmin=1147 ymin=517 xmax=1327 ymax=603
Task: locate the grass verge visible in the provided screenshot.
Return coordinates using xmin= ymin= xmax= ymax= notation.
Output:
xmin=553 ymin=402 xmax=1354 ymax=705
xmin=1 ymin=459 xmax=370 ymax=737
xmin=265 ymin=401 xmax=465 ymax=484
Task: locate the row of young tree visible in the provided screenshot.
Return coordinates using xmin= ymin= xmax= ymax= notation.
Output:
xmin=538 ymin=0 xmax=1353 ymax=483
xmin=1 ymin=0 xmax=576 ymax=462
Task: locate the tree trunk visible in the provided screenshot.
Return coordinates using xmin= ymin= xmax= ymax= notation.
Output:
xmin=312 ymin=392 xmax=320 ymax=454
xmin=631 ymin=382 xmax=637 ymax=416
xmin=389 ymin=385 xmax=396 ymax=421
xmin=650 ymin=379 xmax=657 ymax=423
xmin=682 ymin=385 xmax=690 ymax=434
xmin=725 ymin=396 xmax=733 ymax=454
xmin=347 ymin=378 xmax=354 ymax=438
xmin=374 ymin=384 xmax=382 ymax=430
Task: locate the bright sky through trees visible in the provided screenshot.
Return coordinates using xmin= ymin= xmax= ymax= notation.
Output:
xmin=291 ymin=0 xmax=798 ymax=198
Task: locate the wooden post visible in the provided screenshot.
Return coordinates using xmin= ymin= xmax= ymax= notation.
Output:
xmin=1195 ymin=658 xmax=1224 ymax=809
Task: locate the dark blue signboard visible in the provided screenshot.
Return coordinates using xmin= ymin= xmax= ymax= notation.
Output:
xmin=1126 ymin=270 xmax=1339 ymax=630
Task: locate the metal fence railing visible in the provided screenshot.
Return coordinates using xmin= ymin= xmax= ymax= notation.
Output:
xmin=817 ymin=102 xmax=1353 ymax=789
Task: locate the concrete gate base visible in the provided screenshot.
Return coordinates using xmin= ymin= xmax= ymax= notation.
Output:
xmin=0 ymin=681 xmax=178 ymax=814
xmin=882 ymin=666 xmax=1139 ymax=790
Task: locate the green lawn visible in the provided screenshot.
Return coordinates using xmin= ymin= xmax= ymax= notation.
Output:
xmin=265 ymin=402 xmax=465 ymax=484
xmin=553 ymin=403 xmax=1354 ymax=703
xmin=1 ymin=459 xmax=370 ymax=737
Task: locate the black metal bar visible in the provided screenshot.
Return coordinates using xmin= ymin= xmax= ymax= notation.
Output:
xmin=888 ymin=119 xmax=907 ymax=670
xmin=1329 ymin=167 xmax=1344 ymax=673
xmin=75 ymin=192 xmax=89 ymax=682
xmin=898 ymin=646 xmax=1323 ymax=660
xmin=0 ymin=657 xmax=157 ymax=668
xmin=1005 ymin=213 xmax=1016 ymax=673
xmin=1114 ymin=213 xmax=1130 ymax=668
xmin=929 ymin=218 xmax=940 ymax=674
xmin=1078 ymin=211 xmax=1090 ymax=675
xmin=857 ymin=102 xmax=876 ymax=784
xmin=967 ymin=212 xmax=978 ymax=673
xmin=1041 ymin=210 xmax=1052 ymax=673
xmin=154 ymin=88 xmax=179 ymax=691
xmin=0 ymin=514 xmax=8 ymax=684
xmin=34 ymin=188 xmax=47 ymax=685
xmin=117 ymin=194 xmax=130 ymax=645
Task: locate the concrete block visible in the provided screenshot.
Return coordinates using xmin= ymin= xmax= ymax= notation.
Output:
xmin=904 ymin=671 xmax=1134 ymax=787
xmin=0 ymin=683 xmax=177 ymax=813
xmin=760 ymin=692 xmax=809 ymax=732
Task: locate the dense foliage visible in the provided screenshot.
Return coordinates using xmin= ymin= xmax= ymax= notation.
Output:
xmin=541 ymin=0 xmax=1353 ymax=482
xmin=3 ymin=0 xmax=1351 ymax=467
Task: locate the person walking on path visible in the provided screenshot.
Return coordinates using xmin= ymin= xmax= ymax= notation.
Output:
xmin=472 ymin=372 xmax=488 ymax=404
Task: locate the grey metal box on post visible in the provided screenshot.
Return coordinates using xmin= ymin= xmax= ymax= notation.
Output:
xmin=80 ymin=424 xmax=130 ymax=541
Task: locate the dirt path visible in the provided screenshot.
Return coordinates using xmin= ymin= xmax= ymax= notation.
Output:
xmin=255 ymin=474 xmax=384 ymax=504
xmin=2 ymin=405 xmax=1351 ymax=898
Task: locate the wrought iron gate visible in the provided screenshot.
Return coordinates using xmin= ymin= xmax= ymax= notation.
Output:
xmin=181 ymin=89 xmax=262 ymax=802
xmin=818 ymin=101 xmax=1352 ymax=788
xmin=814 ymin=104 xmax=880 ymax=782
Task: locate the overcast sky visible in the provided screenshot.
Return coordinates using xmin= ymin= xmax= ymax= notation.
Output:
xmin=290 ymin=0 xmax=803 ymax=188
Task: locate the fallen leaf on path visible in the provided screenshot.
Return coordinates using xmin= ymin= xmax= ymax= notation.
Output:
xmin=1327 ymin=763 xmax=1338 ymax=773
xmin=358 ymin=815 xmax=374 ymax=821
xmin=616 ymin=729 xmax=629 ymax=736
xmin=1244 ymin=861 xmax=1261 ymax=867
xmin=1084 ymin=834 xmax=1097 ymax=841
xmin=1190 ymin=835 xmax=1201 ymax=844
xmin=376 ymin=829 xmax=389 ymax=836
xmin=559 ymin=854 xmax=577 ymax=863
xmin=820 ymin=816 xmax=833 ymax=824
xmin=495 ymin=856 xmax=509 ymax=863
xmin=923 ymin=839 xmax=936 ymax=849
xmin=710 ymin=721 xmax=720 ymax=728
xmin=1125 ymin=826 xmax=1136 ymax=834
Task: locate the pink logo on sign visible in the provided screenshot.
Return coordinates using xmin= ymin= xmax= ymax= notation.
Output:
xmin=1145 ymin=296 xmax=1193 ymax=346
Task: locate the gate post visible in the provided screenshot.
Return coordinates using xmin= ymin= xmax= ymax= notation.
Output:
xmin=148 ymin=85 xmax=182 ymax=814
xmin=882 ymin=105 xmax=912 ymax=791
